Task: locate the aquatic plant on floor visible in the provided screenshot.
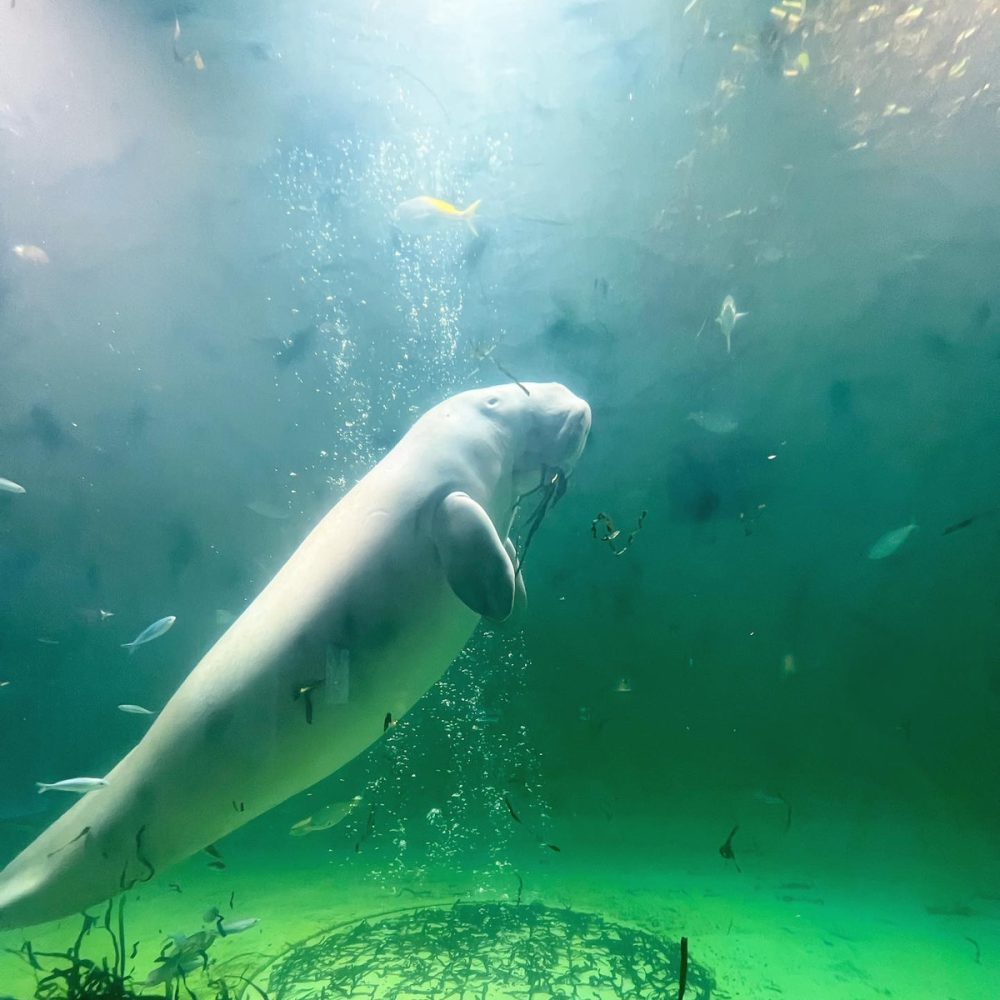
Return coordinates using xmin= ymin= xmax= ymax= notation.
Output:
xmin=7 ymin=898 xmax=269 ymax=1000
xmin=258 ymin=900 xmax=715 ymax=1000
xmin=10 ymin=898 xmax=139 ymax=1000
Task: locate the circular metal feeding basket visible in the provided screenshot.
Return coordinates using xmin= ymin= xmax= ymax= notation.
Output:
xmin=255 ymin=901 xmax=715 ymax=1000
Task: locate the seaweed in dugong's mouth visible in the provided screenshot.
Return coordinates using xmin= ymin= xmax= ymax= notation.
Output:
xmin=511 ymin=466 xmax=568 ymax=572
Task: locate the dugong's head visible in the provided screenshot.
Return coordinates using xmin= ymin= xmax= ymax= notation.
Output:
xmin=462 ymin=381 xmax=591 ymax=491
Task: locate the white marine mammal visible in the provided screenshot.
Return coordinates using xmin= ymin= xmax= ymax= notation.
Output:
xmin=0 ymin=382 xmax=590 ymax=930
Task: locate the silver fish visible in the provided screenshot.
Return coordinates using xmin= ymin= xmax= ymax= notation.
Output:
xmin=245 ymin=500 xmax=289 ymax=520
xmin=687 ymin=411 xmax=738 ymax=434
xmin=0 ymin=478 xmax=26 ymax=494
xmin=217 ymin=916 xmax=259 ymax=936
xmin=122 ymin=615 xmax=176 ymax=652
xmin=118 ymin=704 xmax=156 ymax=716
xmin=144 ymin=955 xmax=207 ymax=987
xmin=715 ymin=294 xmax=748 ymax=354
xmin=36 ymin=778 xmax=108 ymax=795
xmin=867 ymin=522 xmax=918 ymax=560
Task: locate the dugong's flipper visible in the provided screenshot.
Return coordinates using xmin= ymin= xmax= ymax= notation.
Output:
xmin=503 ymin=537 xmax=527 ymax=613
xmin=433 ymin=491 xmax=516 ymax=620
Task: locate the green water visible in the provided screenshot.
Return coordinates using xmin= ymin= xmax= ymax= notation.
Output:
xmin=1 ymin=1 xmax=999 ymax=997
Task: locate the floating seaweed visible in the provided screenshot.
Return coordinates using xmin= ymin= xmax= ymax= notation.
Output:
xmin=592 ymin=510 xmax=647 ymax=555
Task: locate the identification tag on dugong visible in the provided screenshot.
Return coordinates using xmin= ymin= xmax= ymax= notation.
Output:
xmin=0 ymin=382 xmax=591 ymax=930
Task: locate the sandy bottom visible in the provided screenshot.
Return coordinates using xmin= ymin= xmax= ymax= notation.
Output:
xmin=0 ymin=804 xmax=996 ymax=999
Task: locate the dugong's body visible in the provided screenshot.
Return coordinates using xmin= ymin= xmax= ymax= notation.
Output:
xmin=0 ymin=382 xmax=590 ymax=930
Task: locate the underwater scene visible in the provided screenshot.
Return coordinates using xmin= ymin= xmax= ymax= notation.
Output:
xmin=1 ymin=0 xmax=999 ymax=997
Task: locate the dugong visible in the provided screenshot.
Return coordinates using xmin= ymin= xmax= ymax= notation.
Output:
xmin=0 ymin=382 xmax=591 ymax=930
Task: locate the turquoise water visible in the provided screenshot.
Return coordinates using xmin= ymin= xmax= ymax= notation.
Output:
xmin=1 ymin=1 xmax=999 ymax=997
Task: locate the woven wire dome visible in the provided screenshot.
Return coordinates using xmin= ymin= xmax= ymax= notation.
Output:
xmin=260 ymin=901 xmax=715 ymax=1000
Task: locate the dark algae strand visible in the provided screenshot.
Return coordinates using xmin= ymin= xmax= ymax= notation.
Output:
xmin=678 ymin=935 xmax=689 ymax=1000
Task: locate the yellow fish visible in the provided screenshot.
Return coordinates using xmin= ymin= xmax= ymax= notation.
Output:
xmin=394 ymin=196 xmax=482 ymax=237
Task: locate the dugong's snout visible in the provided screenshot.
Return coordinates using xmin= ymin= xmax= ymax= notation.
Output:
xmin=554 ymin=398 xmax=592 ymax=470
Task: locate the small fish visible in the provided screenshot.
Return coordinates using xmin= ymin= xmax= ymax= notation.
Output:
xmin=895 ymin=5 xmax=923 ymax=27
xmin=293 ymin=680 xmax=323 ymax=725
xmin=289 ymin=795 xmax=362 ymax=836
xmin=36 ymin=778 xmax=108 ymax=795
xmin=719 ymin=824 xmax=741 ymax=872
xmin=118 ymin=704 xmax=156 ymax=716
xmin=687 ymin=411 xmax=738 ymax=434
xmin=172 ymin=16 xmax=205 ymax=72
xmin=502 ymin=795 xmax=522 ymax=823
xmin=207 ymin=859 xmax=226 ymax=870
xmin=79 ymin=607 xmax=115 ymax=625
xmin=715 ymin=295 xmax=748 ymax=354
xmin=271 ymin=324 xmax=317 ymax=369
xmin=394 ymin=196 xmax=482 ymax=237
xmin=144 ymin=957 xmax=205 ymax=988
xmin=12 ymin=244 xmax=49 ymax=265
xmin=867 ymin=522 xmax=918 ymax=560
xmin=943 ymin=516 xmax=975 ymax=535
xmin=245 ymin=500 xmax=290 ymax=520
xmin=216 ymin=916 xmax=259 ymax=937
xmin=942 ymin=506 xmax=1000 ymax=536
xmin=122 ymin=615 xmax=176 ymax=652
xmin=755 ymin=789 xmax=792 ymax=831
